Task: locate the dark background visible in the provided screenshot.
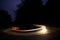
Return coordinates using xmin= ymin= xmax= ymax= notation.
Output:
xmin=0 ymin=0 xmax=48 ymax=22
xmin=0 ymin=0 xmax=60 ymax=40
xmin=0 ymin=0 xmax=60 ymax=29
xmin=0 ymin=0 xmax=49 ymax=29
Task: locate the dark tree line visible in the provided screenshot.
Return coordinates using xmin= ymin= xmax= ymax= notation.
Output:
xmin=0 ymin=0 xmax=60 ymax=29
xmin=14 ymin=0 xmax=48 ymax=29
xmin=44 ymin=0 xmax=60 ymax=27
xmin=0 ymin=10 xmax=11 ymax=29
xmin=15 ymin=0 xmax=60 ymax=27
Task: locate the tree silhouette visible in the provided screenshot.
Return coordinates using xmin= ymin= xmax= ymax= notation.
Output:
xmin=0 ymin=10 xmax=11 ymax=29
xmin=42 ymin=1 xmax=49 ymax=24
xmin=44 ymin=1 xmax=60 ymax=27
xmin=15 ymin=0 xmax=45 ymax=29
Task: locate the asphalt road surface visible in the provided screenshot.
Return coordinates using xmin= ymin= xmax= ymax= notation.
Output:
xmin=0 ymin=26 xmax=60 ymax=40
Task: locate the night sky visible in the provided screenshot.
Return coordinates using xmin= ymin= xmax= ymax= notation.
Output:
xmin=0 ymin=0 xmax=48 ymax=22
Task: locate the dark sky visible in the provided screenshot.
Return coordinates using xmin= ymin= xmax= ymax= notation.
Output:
xmin=0 ymin=0 xmax=48 ymax=22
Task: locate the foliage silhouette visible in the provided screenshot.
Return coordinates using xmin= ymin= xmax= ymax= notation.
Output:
xmin=0 ymin=10 xmax=11 ymax=29
xmin=14 ymin=0 xmax=46 ymax=29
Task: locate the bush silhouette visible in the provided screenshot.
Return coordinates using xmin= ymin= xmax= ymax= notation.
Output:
xmin=14 ymin=0 xmax=46 ymax=29
xmin=0 ymin=10 xmax=11 ymax=29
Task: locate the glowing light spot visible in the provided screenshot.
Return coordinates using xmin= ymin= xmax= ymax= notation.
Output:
xmin=40 ymin=25 xmax=48 ymax=34
xmin=11 ymin=27 xmax=19 ymax=30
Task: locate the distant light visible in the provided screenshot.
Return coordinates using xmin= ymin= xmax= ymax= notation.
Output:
xmin=40 ymin=25 xmax=48 ymax=34
xmin=40 ymin=28 xmax=47 ymax=34
xmin=11 ymin=27 xmax=19 ymax=30
xmin=36 ymin=25 xmax=48 ymax=34
xmin=3 ymin=25 xmax=49 ymax=36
